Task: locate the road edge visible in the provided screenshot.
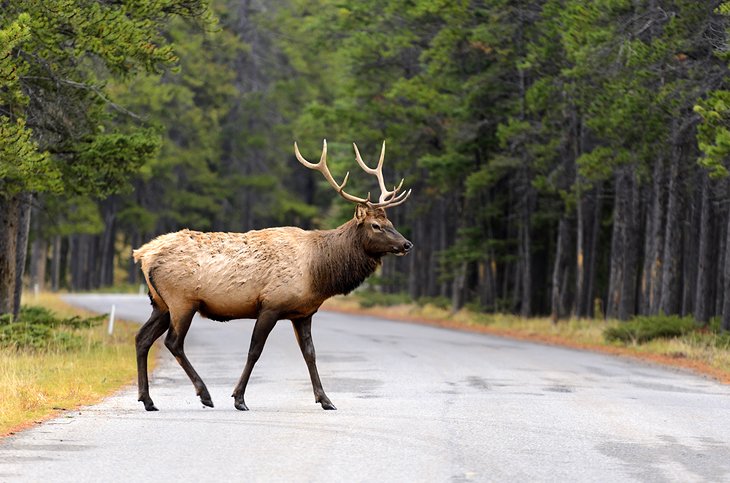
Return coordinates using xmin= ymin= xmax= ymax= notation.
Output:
xmin=321 ymin=304 xmax=730 ymax=385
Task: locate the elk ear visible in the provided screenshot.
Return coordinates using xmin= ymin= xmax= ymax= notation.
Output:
xmin=354 ymin=204 xmax=369 ymax=224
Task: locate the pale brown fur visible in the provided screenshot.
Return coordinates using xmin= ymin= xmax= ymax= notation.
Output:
xmin=132 ymin=204 xmax=412 ymax=412
xmin=134 ymin=227 xmax=325 ymax=321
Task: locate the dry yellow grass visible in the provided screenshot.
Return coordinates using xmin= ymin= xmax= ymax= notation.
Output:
xmin=323 ymin=295 xmax=730 ymax=384
xmin=0 ymin=293 xmax=142 ymax=436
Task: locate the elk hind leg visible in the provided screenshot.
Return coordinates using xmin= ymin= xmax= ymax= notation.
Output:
xmin=165 ymin=308 xmax=214 ymax=408
xmin=231 ymin=310 xmax=279 ymax=411
xmin=293 ymin=316 xmax=336 ymax=410
xmin=136 ymin=307 xmax=171 ymax=411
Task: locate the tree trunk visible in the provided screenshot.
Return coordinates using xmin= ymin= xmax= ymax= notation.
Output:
xmin=551 ymin=216 xmax=568 ymax=324
xmin=451 ymin=262 xmax=467 ymax=312
xmin=519 ymin=223 xmax=532 ymax=317
xmin=607 ymin=169 xmax=627 ymax=319
xmin=70 ymin=235 xmax=93 ymax=291
xmin=641 ymin=158 xmax=665 ymax=315
xmin=618 ymin=171 xmax=639 ymax=320
xmin=586 ymin=183 xmax=603 ymax=318
xmin=30 ymin=235 xmax=47 ymax=293
xmin=99 ymin=199 xmax=118 ymax=287
xmin=12 ymin=193 xmax=33 ymax=317
xmin=681 ymin=173 xmax=700 ymax=316
xmin=519 ymin=188 xmax=533 ymax=318
xmin=439 ymin=199 xmax=450 ymax=298
xmin=694 ymin=175 xmax=712 ymax=324
xmin=560 ymin=261 xmax=571 ymax=317
xmin=574 ymin=185 xmax=586 ymax=317
xmin=408 ymin=213 xmax=421 ymax=298
xmin=721 ymin=201 xmax=730 ymax=330
xmin=51 ymin=235 xmax=62 ymax=292
xmin=0 ymin=194 xmax=21 ymax=316
xmin=429 ymin=200 xmax=445 ymax=297
xmin=659 ymin=148 xmax=682 ymax=315
xmin=482 ymin=253 xmax=498 ymax=312
xmin=716 ymin=208 xmax=726 ymax=317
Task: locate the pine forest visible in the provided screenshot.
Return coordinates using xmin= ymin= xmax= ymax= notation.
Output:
xmin=3 ymin=0 xmax=730 ymax=328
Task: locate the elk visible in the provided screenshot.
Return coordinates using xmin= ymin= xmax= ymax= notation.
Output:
xmin=133 ymin=140 xmax=412 ymax=411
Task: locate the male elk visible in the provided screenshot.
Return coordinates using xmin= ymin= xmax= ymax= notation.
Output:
xmin=133 ymin=140 xmax=412 ymax=411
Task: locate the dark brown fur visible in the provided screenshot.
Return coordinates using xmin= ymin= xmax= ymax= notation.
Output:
xmin=310 ymin=220 xmax=382 ymax=298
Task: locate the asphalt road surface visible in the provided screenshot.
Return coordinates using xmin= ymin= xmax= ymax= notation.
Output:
xmin=2 ymin=294 xmax=730 ymax=482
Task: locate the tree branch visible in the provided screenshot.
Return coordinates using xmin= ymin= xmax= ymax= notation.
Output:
xmin=21 ymin=75 xmax=145 ymax=121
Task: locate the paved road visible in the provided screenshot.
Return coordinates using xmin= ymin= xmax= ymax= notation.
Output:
xmin=1 ymin=294 xmax=730 ymax=482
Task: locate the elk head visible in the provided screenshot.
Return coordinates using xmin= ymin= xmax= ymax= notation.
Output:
xmin=294 ymin=139 xmax=413 ymax=257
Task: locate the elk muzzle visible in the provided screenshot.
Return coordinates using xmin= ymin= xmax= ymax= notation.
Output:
xmin=389 ymin=229 xmax=413 ymax=256
xmin=395 ymin=239 xmax=413 ymax=256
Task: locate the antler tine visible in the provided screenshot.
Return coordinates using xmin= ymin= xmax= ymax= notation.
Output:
xmin=388 ymin=189 xmax=412 ymax=207
xmin=352 ymin=141 xmax=406 ymax=205
xmin=371 ymin=188 xmax=412 ymax=208
xmin=294 ymin=140 xmax=370 ymax=205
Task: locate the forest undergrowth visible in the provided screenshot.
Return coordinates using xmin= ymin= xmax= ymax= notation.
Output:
xmin=0 ymin=293 xmax=141 ymax=437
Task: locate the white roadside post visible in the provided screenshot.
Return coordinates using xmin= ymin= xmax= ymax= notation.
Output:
xmin=108 ymin=304 xmax=116 ymax=336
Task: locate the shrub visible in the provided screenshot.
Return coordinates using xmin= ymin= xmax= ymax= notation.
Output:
xmin=604 ymin=314 xmax=698 ymax=344
xmin=0 ymin=305 xmax=105 ymax=351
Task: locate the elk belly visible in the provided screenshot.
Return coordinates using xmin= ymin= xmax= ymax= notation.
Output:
xmin=196 ymin=297 xmax=260 ymax=321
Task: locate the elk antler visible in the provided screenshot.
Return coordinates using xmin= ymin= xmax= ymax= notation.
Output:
xmin=352 ymin=141 xmax=411 ymax=208
xmin=294 ymin=139 xmax=412 ymax=209
xmin=294 ymin=139 xmax=370 ymax=204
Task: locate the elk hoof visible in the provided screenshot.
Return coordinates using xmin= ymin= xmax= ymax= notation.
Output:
xmin=198 ymin=388 xmax=214 ymax=408
xmin=140 ymin=396 xmax=159 ymax=411
xmin=319 ymin=399 xmax=337 ymax=410
xmin=233 ymin=396 xmax=249 ymax=411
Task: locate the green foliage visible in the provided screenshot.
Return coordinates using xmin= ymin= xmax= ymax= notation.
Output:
xmin=0 ymin=0 xmax=212 ymax=203
xmin=577 ymin=147 xmax=620 ymax=181
xmin=0 ymin=117 xmax=60 ymax=196
xmin=52 ymin=197 xmax=105 ymax=236
xmin=695 ymin=91 xmax=730 ymax=178
xmin=604 ymin=315 xmax=698 ymax=345
xmin=69 ymin=130 xmax=162 ymax=197
xmin=0 ymin=13 xmax=31 ymax=104
xmin=10 ymin=0 xmax=730 ymax=321
xmin=0 ymin=305 xmax=105 ymax=351
xmin=0 ymin=14 xmax=61 ymax=196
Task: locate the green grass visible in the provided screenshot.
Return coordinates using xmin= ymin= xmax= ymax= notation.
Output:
xmin=0 ymin=293 xmax=141 ymax=436
xmin=603 ymin=314 xmax=698 ymax=344
xmin=0 ymin=305 xmax=107 ymax=351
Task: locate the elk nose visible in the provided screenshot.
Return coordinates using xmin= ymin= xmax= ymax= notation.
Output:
xmin=403 ymin=240 xmax=413 ymax=252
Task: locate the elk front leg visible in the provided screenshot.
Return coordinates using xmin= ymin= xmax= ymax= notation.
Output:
xmin=136 ymin=307 xmax=171 ymax=411
xmin=232 ymin=310 xmax=279 ymax=411
xmin=292 ymin=315 xmax=336 ymax=410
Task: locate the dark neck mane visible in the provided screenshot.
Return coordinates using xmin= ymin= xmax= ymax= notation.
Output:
xmin=310 ymin=220 xmax=381 ymax=299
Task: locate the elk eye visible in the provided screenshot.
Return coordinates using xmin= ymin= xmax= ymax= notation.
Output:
xmin=371 ymin=223 xmax=381 ymax=231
